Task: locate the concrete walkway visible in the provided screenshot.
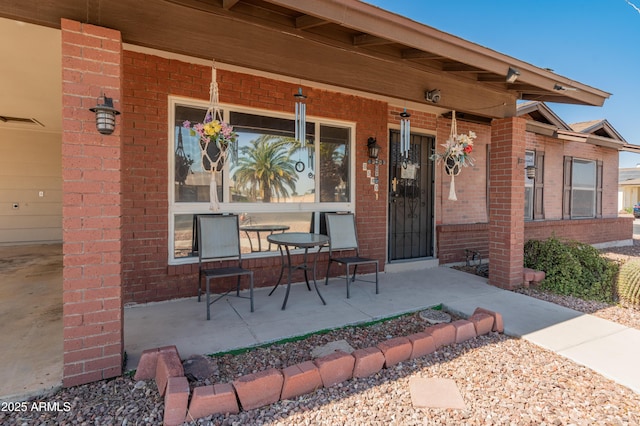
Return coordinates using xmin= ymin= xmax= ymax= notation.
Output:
xmin=125 ymin=264 xmax=640 ymax=395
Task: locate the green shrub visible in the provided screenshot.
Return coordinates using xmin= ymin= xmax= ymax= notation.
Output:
xmin=524 ymin=237 xmax=618 ymax=303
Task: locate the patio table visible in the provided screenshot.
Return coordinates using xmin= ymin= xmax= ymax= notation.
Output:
xmin=267 ymin=232 xmax=329 ymax=310
xmin=240 ymin=224 xmax=290 ymax=252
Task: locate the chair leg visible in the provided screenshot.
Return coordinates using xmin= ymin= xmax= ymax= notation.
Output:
xmin=197 ymin=270 xmax=202 ymax=302
xmin=351 ymin=264 xmax=358 ymax=282
xmin=375 ymin=262 xmax=379 ymax=294
xmin=249 ymin=274 xmax=254 ymax=312
xmin=206 ymin=278 xmax=211 ymax=320
xmin=236 ymin=275 xmax=241 ymax=296
xmin=345 ymin=264 xmax=351 ymax=298
xmin=324 ymin=259 xmax=332 ymax=286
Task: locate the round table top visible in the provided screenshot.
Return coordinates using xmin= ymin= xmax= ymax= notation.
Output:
xmin=267 ymin=232 xmax=329 ymax=248
xmin=239 ymin=224 xmax=290 ymax=232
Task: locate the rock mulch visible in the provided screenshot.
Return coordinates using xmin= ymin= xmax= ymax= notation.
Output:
xmin=3 ymin=305 xmax=640 ymax=425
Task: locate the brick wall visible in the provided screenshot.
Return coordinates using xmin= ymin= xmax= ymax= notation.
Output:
xmin=488 ymin=117 xmax=526 ymax=289
xmin=61 ymin=19 xmax=123 ymax=387
xmin=121 ymin=51 xmax=387 ymax=304
xmin=527 ymin=132 xmax=619 ymax=219
xmin=437 ymin=217 xmax=632 ymax=265
xmin=435 ymin=116 xmax=491 ymax=225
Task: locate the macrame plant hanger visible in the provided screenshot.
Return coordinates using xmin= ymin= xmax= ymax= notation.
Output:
xmin=201 ymin=61 xmax=225 ymax=211
xmin=445 ymin=111 xmax=462 ymax=201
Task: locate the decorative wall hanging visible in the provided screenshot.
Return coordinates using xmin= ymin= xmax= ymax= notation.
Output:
xmin=429 ymin=111 xmax=476 ymax=201
xmin=400 ymin=109 xmax=411 ymax=161
xmin=183 ymin=61 xmax=237 ymax=211
xmin=294 ymin=87 xmax=307 ymax=147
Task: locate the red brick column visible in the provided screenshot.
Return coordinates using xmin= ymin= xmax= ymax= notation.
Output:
xmin=61 ymin=19 xmax=123 ymax=387
xmin=488 ymin=117 xmax=526 ymax=289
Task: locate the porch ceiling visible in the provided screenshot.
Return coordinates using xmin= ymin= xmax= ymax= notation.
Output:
xmin=0 ymin=0 xmax=610 ymax=127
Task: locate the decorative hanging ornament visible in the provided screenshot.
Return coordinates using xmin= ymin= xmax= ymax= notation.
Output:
xmin=203 ymin=61 xmax=224 ymax=211
xmin=294 ymin=87 xmax=307 ymax=148
xmin=446 ymin=110 xmax=462 ymax=201
xmin=400 ymin=109 xmax=411 ymax=160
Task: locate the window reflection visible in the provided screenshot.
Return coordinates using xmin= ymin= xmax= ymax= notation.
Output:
xmin=229 ymin=112 xmax=314 ymax=203
xmin=319 ymin=125 xmax=349 ymax=202
xmin=174 ymin=212 xmax=312 ymax=258
xmin=174 ymin=105 xmax=222 ymax=203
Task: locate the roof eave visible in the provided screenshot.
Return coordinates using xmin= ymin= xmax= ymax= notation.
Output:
xmin=266 ymin=0 xmax=610 ymax=107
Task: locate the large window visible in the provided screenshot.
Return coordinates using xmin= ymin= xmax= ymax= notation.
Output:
xmin=563 ymin=156 xmax=602 ymax=219
xmin=169 ymin=97 xmax=354 ymax=263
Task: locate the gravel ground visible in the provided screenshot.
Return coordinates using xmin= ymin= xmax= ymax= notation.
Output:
xmin=3 ymin=244 xmax=640 ymax=425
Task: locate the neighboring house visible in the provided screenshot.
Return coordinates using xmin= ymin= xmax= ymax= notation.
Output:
xmin=0 ymin=0 xmax=633 ymax=387
xmin=619 ymin=167 xmax=640 ymax=211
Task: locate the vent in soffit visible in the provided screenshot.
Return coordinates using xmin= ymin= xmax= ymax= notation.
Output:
xmin=0 ymin=116 xmax=44 ymax=126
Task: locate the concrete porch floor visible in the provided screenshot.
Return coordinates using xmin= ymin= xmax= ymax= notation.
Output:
xmin=3 ymin=245 xmax=640 ymax=402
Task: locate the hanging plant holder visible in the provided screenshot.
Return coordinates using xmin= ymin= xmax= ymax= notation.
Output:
xmin=429 ymin=110 xmax=476 ymax=201
xmin=182 ymin=60 xmax=238 ymax=211
xmin=444 ymin=156 xmax=460 ymax=176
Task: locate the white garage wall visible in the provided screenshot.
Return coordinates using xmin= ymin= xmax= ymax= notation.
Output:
xmin=0 ymin=127 xmax=62 ymax=244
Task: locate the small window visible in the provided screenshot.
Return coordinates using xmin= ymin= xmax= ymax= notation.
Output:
xmin=564 ymin=157 xmax=600 ymax=219
xmin=524 ymin=151 xmax=535 ymax=221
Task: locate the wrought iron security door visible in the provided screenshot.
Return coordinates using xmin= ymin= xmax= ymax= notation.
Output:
xmin=388 ymin=130 xmax=435 ymax=261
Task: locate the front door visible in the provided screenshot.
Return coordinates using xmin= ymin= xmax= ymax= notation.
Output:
xmin=388 ymin=130 xmax=435 ymax=261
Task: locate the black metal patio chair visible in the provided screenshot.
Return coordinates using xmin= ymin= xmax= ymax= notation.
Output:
xmin=324 ymin=212 xmax=379 ymax=298
xmin=197 ymin=214 xmax=254 ymax=320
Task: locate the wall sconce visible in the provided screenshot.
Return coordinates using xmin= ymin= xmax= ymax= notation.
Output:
xmin=89 ymin=93 xmax=120 ymax=135
xmin=526 ymin=165 xmax=536 ymax=179
xmin=506 ymin=67 xmax=520 ymax=83
xmin=367 ymin=137 xmax=380 ymax=159
xmin=367 ymin=137 xmax=385 ymax=165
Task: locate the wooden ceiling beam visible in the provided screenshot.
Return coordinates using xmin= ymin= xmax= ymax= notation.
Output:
xmin=401 ymin=49 xmax=443 ymax=60
xmin=442 ymin=63 xmax=484 ymax=73
xmin=353 ymin=33 xmax=392 ymax=46
xmin=222 ymin=0 xmax=240 ymax=10
xmin=295 ymin=14 xmax=327 ymax=29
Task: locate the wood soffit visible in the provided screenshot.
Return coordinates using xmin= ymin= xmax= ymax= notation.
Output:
xmin=0 ymin=0 xmax=611 ymax=118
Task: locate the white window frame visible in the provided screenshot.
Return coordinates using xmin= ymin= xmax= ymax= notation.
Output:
xmin=524 ymin=150 xmax=535 ymax=221
xmin=167 ymin=96 xmax=356 ymax=265
xmin=571 ymin=158 xmax=596 ymax=219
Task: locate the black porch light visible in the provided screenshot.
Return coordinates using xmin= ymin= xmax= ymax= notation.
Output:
xmin=89 ymin=93 xmax=120 ymax=135
xmin=367 ymin=137 xmax=380 ymax=159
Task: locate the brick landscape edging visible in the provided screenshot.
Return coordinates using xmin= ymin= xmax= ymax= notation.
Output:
xmin=134 ymin=307 xmax=503 ymax=425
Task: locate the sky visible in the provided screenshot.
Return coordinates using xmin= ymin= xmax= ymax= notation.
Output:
xmin=365 ymin=0 xmax=640 ymax=167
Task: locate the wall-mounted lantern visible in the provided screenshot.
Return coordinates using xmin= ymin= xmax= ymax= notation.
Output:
xmin=89 ymin=93 xmax=120 ymax=135
xmin=367 ymin=137 xmax=380 ymax=159
xmin=526 ymin=165 xmax=536 ymax=179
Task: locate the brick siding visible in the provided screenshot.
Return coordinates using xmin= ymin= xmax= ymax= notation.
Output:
xmin=121 ymin=51 xmax=387 ymax=304
xmin=61 ymin=19 xmax=124 ymax=387
xmin=437 ymin=217 xmax=633 ymax=265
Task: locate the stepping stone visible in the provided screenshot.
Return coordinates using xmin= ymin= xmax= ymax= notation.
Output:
xmin=311 ymin=339 xmax=355 ymax=358
xmin=419 ymin=309 xmax=451 ymax=324
xmin=409 ymin=377 xmax=466 ymax=410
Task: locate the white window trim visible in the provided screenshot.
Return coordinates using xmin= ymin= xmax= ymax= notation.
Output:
xmin=570 ymin=158 xmax=596 ymax=219
xmin=167 ymin=95 xmax=357 ymax=265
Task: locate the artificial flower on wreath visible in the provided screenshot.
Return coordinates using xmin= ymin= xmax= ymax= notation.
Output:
xmin=183 ymin=112 xmax=237 ymax=152
xmin=429 ymin=130 xmax=476 ymax=168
